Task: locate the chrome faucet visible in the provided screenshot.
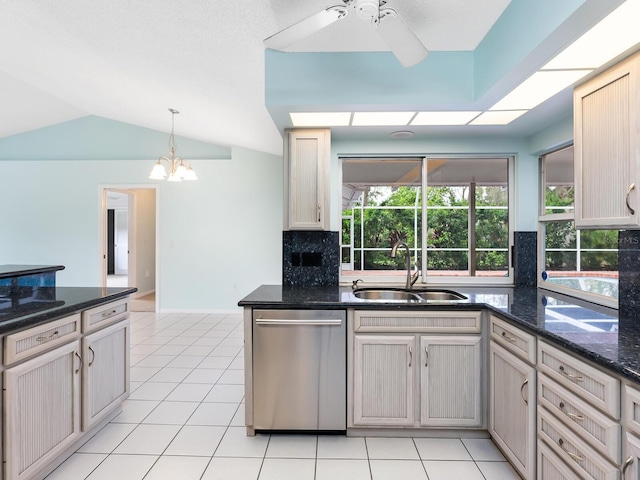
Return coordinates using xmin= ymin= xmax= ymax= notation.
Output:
xmin=390 ymin=241 xmax=420 ymax=290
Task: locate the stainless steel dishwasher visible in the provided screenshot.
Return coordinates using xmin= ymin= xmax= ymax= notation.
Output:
xmin=252 ymin=309 xmax=346 ymax=432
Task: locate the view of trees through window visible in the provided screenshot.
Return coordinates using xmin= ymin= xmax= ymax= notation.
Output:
xmin=540 ymin=146 xmax=618 ymax=300
xmin=341 ymin=157 xmax=510 ymax=280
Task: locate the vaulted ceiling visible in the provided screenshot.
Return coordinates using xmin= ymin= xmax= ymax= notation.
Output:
xmin=0 ymin=0 xmax=633 ymax=156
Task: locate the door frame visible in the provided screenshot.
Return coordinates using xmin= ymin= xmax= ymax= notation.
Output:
xmin=99 ymin=185 xmax=159 ymax=311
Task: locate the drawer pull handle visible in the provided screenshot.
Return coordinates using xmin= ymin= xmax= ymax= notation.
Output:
xmin=36 ymin=331 xmax=59 ymax=342
xmin=501 ymin=331 xmax=517 ymax=343
xmin=101 ymin=309 xmax=118 ymax=318
xmin=317 ymin=204 xmax=321 ymax=222
xmin=424 ymin=346 xmax=429 ymax=367
xmin=623 ymin=456 xmax=634 ymax=476
xmin=88 ymin=346 xmax=96 ymax=367
xmin=559 ymin=402 xmax=584 ymax=421
xmin=520 ymin=378 xmax=528 ymax=404
xmin=409 ymin=346 xmax=412 ymax=367
xmin=75 ymin=352 xmax=82 ymax=374
xmin=627 ymin=183 xmax=636 ymax=215
xmin=558 ymin=438 xmax=583 ymax=463
xmin=559 ymin=365 xmax=584 ymax=382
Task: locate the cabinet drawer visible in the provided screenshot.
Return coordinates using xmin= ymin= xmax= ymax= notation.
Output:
xmin=4 ymin=313 xmax=81 ymax=365
xmin=538 ymin=407 xmax=619 ymax=480
xmin=538 ymin=341 xmax=620 ymax=418
xmin=623 ymin=385 xmax=640 ymax=437
xmin=354 ymin=310 xmax=482 ymax=333
xmin=82 ymin=298 xmax=129 ymax=333
xmin=538 ymin=439 xmax=582 ymax=480
xmin=490 ymin=315 xmax=536 ymax=364
xmin=539 ymin=373 xmax=621 ymax=464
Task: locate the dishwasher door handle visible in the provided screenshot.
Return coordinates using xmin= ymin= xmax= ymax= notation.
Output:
xmin=255 ymin=318 xmax=343 ymax=326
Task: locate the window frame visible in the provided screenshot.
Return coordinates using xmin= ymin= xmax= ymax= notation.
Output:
xmin=338 ymin=154 xmax=515 ymax=286
xmin=537 ymin=145 xmax=618 ymax=309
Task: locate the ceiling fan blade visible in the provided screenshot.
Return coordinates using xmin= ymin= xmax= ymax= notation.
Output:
xmin=264 ymin=7 xmax=348 ymax=50
xmin=376 ymin=10 xmax=428 ymax=67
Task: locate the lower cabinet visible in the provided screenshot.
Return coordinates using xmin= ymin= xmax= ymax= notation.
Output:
xmin=353 ymin=335 xmax=414 ymax=426
xmin=3 ymin=341 xmax=81 ymax=480
xmin=623 ymin=433 xmax=640 ymax=480
xmin=489 ymin=341 xmax=536 ymax=480
xmin=352 ymin=333 xmax=482 ymax=428
xmin=82 ymin=319 xmax=130 ymax=430
xmin=420 ymin=336 xmax=481 ymax=427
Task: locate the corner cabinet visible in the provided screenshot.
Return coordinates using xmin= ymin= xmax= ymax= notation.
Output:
xmin=284 ymin=128 xmax=330 ymax=231
xmin=574 ymin=49 xmax=640 ymax=229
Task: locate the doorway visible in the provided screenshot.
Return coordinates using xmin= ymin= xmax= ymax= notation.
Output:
xmin=101 ymin=186 xmax=158 ymax=312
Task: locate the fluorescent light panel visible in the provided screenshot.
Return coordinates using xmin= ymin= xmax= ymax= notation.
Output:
xmin=351 ymin=111 xmax=415 ymax=126
xmin=470 ymin=110 xmax=527 ymax=125
xmin=490 ymin=70 xmax=591 ymax=111
xmin=543 ymin=0 xmax=640 ymax=70
xmin=411 ymin=111 xmax=481 ymax=125
xmin=290 ymin=112 xmax=351 ymax=127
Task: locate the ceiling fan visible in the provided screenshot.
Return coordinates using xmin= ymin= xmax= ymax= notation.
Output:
xmin=264 ymin=0 xmax=429 ymax=67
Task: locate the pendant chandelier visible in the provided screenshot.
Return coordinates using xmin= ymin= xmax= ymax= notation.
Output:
xmin=149 ymin=108 xmax=198 ymax=182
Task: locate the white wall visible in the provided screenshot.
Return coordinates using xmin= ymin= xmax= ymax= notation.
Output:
xmin=133 ymin=188 xmax=156 ymax=296
xmin=0 ymin=146 xmax=283 ymax=311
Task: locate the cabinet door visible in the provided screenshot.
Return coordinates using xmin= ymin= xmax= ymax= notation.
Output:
xmin=285 ymin=128 xmax=330 ymax=230
xmin=3 ymin=341 xmax=81 ymax=480
xmin=490 ymin=342 xmax=536 ymax=480
xmin=623 ymin=432 xmax=640 ymax=480
xmin=574 ymin=50 xmax=640 ymax=229
xmin=82 ymin=319 xmax=130 ymax=430
xmin=420 ymin=335 xmax=482 ymax=427
xmin=353 ymin=335 xmax=414 ymax=426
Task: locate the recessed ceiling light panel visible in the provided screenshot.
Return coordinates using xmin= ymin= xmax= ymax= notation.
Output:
xmin=469 ymin=110 xmax=527 ymax=125
xmin=290 ymin=112 xmax=351 ymax=127
xmin=490 ymin=70 xmax=591 ymax=111
xmin=411 ymin=111 xmax=482 ymax=125
xmin=351 ymin=111 xmax=415 ymax=126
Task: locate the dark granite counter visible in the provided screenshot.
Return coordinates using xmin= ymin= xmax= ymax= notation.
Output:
xmin=0 ymin=264 xmax=65 ymax=280
xmin=0 ymin=286 xmax=137 ymax=335
xmin=238 ymin=285 xmax=640 ymax=384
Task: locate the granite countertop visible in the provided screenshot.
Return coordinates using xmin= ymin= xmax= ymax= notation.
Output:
xmin=239 ymin=284 xmax=640 ymax=384
xmin=0 ymin=286 xmax=138 ymax=335
xmin=0 ymin=264 xmax=65 ymax=279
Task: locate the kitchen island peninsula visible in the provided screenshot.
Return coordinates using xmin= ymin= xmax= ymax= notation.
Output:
xmin=0 ymin=265 xmax=136 ymax=480
xmin=240 ymin=284 xmax=640 ymax=480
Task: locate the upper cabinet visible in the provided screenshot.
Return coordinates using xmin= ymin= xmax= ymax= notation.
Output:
xmin=574 ymin=50 xmax=640 ymax=229
xmin=284 ymin=128 xmax=331 ymax=230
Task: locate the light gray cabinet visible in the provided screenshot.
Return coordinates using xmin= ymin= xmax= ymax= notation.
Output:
xmin=284 ymin=128 xmax=330 ymax=230
xmin=490 ymin=341 xmax=536 ymax=480
xmin=419 ymin=335 xmax=482 ymax=427
xmin=82 ymin=319 xmax=130 ymax=430
xmin=574 ymin=49 xmax=640 ymax=229
xmin=350 ymin=310 xmax=483 ymax=430
xmin=3 ymin=341 xmax=81 ymax=480
xmin=353 ymin=334 xmax=414 ymax=426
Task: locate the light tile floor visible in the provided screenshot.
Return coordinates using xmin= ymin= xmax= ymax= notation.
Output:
xmin=45 ymin=312 xmax=520 ymax=480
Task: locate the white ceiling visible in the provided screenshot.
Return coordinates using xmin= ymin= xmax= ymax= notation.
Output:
xmin=0 ymin=1 xmax=632 ymax=156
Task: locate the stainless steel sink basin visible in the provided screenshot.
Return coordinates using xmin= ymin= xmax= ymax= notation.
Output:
xmin=353 ymin=289 xmax=421 ymax=302
xmin=352 ymin=288 xmax=467 ymax=302
xmin=413 ymin=290 xmax=467 ymax=301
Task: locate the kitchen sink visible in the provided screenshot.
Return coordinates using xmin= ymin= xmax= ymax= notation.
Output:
xmin=353 ymin=288 xmax=467 ymax=302
xmin=353 ymin=289 xmax=421 ymax=302
xmin=413 ymin=290 xmax=467 ymax=301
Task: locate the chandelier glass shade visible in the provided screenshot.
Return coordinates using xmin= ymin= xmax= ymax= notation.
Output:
xmin=149 ymin=108 xmax=198 ymax=182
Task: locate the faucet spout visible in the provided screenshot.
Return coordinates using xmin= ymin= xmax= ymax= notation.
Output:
xmin=390 ymin=241 xmax=419 ymax=290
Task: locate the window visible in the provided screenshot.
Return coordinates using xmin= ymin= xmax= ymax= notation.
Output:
xmin=539 ymin=146 xmax=618 ymax=307
xmin=340 ymin=156 xmax=512 ymax=284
